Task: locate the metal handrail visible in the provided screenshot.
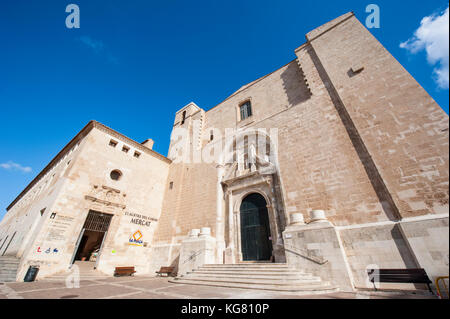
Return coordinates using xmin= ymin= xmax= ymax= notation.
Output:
xmin=283 ymin=244 xmax=328 ymax=265
xmin=436 ymin=276 xmax=449 ymax=299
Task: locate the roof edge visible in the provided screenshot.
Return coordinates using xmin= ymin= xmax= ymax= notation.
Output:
xmin=205 ymin=59 xmax=298 ymax=114
xmin=6 ymin=120 xmax=96 ymax=211
xmin=306 ymin=11 xmax=355 ymax=42
xmin=6 ymin=120 xmax=171 ymax=211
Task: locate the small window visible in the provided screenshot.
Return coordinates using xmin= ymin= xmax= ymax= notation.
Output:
xmin=122 ymin=146 xmax=130 ymax=153
xmin=210 ymin=130 xmax=214 ymax=141
xmin=181 ymin=110 xmax=186 ymax=125
xmin=110 ymin=170 xmax=122 ymax=181
xmin=134 ymin=151 xmax=141 ymax=158
xmin=169 ymin=182 xmax=174 ymax=189
xmin=239 ymin=101 xmax=252 ymax=121
xmin=40 ymin=208 xmax=46 ymax=216
xmin=109 ymin=140 xmax=118 ymax=147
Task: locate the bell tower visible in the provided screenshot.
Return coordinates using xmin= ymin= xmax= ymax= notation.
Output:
xmin=168 ymin=102 xmax=205 ymax=162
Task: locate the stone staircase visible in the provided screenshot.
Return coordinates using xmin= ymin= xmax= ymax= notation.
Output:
xmin=0 ymin=256 xmax=20 ymax=282
xmin=41 ymin=261 xmax=111 ymax=281
xmin=170 ymin=263 xmax=338 ymax=293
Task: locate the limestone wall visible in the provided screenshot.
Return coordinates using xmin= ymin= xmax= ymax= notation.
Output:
xmin=283 ymin=221 xmax=354 ymax=291
xmin=307 ymin=13 xmax=449 ymax=219
xmin=400 ymin=217 xmax=449 ymax=282
xmin=0 ymin=139 xmax=85 ymax=261
xmin=339 ymin=223 xmax=418 ymax=289
xmin=12 ymin=125 xmax=170 ymax=280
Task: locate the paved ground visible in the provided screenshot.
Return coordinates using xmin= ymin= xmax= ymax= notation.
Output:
xmin=0 ymin=276 xmax=437 ymax=299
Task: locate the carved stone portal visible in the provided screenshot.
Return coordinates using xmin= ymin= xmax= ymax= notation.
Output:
xmin=220 ymin=142 xmax=287 ymax=264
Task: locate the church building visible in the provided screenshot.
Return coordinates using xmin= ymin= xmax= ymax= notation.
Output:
xmin=0 ymin=12 xmax=448 ymax=293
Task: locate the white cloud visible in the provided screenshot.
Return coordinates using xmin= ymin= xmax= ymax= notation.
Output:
xmin=77 ymin=36 xmax=119 ymax=65
xmin=79 ymin=36 xmax=105 ymax=53
xmin=0 ymin=161 xmax=32 ymax=173
xmin=400 ymin=6 xmax=449 ymax=89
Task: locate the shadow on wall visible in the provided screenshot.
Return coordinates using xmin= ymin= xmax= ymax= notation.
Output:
xmin=391 ymin=224 xmax=429 ymax=290
xmin=391 ymin=224 xmax=418 ymax=268
xmin=280 ymin=61 xmax=312 ymax=107
xmin=170 ymin=255 xmax=180 ymax=275
xmin=341 ymin=224 xmax=421 ymax=288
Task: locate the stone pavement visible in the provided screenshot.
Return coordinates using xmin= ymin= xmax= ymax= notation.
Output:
xmin=0 ymin=276 xmax=437 ymax=299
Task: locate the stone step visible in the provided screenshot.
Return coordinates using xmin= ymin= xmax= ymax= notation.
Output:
xmin=0 ymin=262 xmax=20 ymax=267
xmin=0 ymin=266 xmax=20 ymax=269
xmin=0 ymin=257 xmax=20 ymax=283
xmin=181 ymin=275 xmax=323 ymax=285
xmin=0 ymin=273 xmax=17 ymax=277
xmin=203 ymin=263 xmax=288 ymax=266
xmin=0 ymin=266 xmax=20 ymax=270
xmin=188 ymin=271 xmax=315 ymax=279
xmin=0 ymin=269 xmax=18 ymax=274
xmin=0 ymin=279 xmax=17 ymax=283
xmin=0 ymin=264 xmax=20 ymax=268
xmin=0 ymin=256 xmax=20 ymax=260
xmin=196 ymin=267 xmax=299 ymax=273
xmin=202 ymin=264 xmax=289 ymax=269
xmin=170 ymin=278 xmax=336 ymax=293
xmin=172 ymin=263 xmax=336 ymax=293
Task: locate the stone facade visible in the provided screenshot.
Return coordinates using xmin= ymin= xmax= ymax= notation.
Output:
xmin=0 ymin=122 xmax=170 ymax=280
xmin=0 ymin=12 xmax=448 ymax=292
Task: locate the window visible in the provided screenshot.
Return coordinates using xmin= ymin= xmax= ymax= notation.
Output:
xmin=239 ymin=101 xmax=252 ymax=121
xmin=40 ymin=208 xmax=46 ymax=216
xmin=181 ymin=110 xmax=186 ymax=125
xmin=210 ymin=130 xmax=214 ymax=141
xmin=109 ymin=140 xmax=118 ymax=147
xmin=122 ymin=145 xmax=130 ymax=153
xmin=134 ymin=151 xmax=141 ymax=158
xmin=169 ymin=182 xmax=173 ymax=189
xmin=110 ymin=170 xmax=122 ymax=181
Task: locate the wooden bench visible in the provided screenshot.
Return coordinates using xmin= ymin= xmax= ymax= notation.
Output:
xmin=156 ymin=266 xmax=175 ymax=277
xmin=367 ymin=268 xmax=432 ymax=292
xmin=114 ymin=266 xmax=136 ymax=277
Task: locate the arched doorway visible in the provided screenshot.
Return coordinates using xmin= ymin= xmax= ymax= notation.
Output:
xmin=240 ymin=193 xmax=273 ymax=261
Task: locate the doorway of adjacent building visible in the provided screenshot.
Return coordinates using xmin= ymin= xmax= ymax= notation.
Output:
xmin=70 ymin=210 xmax=113 ymax=269
xmin=240 ymin=193 xmax=273 ymax=261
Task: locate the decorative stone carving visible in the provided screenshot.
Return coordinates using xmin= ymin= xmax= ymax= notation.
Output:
xmin=84 ymin=184 xmax=126 ymax=209
xmin=222 ymin=143 xmax=276 ymax=184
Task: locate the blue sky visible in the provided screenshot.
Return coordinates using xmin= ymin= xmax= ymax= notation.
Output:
xmin=0 ymin=0 xmax=448 ymax=218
